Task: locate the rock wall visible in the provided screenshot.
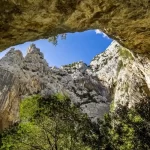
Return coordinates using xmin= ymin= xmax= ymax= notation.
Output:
xmin=0 ymin=0 xmax=150 ymax=53
xmin=0 ymin=44 xmax=110 ymax=130
xmin=0 ymin=41 xmax=150 ymax=130
xmin=90 ymin=41 xmax=150 ymax=108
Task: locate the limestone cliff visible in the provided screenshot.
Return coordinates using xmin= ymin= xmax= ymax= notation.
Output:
xmin=0 ymin=0 xmax=150 ymax=53
xmin=90 ymin=41 xmax=150 ymax=108
xmin=0 ymin=44 xmax=110 ymax=130
xmin=0 ymin=41 xmax=150 ymax=130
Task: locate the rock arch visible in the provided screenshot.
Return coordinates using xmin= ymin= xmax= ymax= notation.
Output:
xmin=0 ymin=0 xmax=150 ymax=53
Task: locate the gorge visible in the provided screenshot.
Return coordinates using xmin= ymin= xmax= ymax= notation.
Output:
xmin=0 ymin=0 xmax=150 ymax=149
xmin=0 ymin=41 xmax=150 ymax=131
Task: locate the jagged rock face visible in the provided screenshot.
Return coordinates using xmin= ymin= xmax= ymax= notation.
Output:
xmin=0 ymin=44 xmax=110 ymax=130
xmin=90 ymin=41 xmax=150 ymax=108
xmin=0 ymin=41 xmax=150 ymax=130
xmin=0 ymin=0 xmax=150 ymax=53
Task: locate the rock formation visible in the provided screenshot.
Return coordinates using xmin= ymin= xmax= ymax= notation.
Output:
xmin=0 ymin=0 xmax=150 ymax=53
xmin=91 ymin=41 xmax=150 ymax=108
xmin=0 ymin=41 xmax=150 ymax=131
xmin=0 ymin=43 xmax=110 ymax=130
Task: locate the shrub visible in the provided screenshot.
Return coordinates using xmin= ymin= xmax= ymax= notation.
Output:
xmin=0 ymin=94 xmax=99 ymax=150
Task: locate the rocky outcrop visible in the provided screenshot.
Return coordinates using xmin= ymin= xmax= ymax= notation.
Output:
xmin=90 ymin=41 xmax=150 ymax=108
xmin=0 ymin=44 xmax=110 ymax=130
xmin=0 ymin=41 xmax=150 ymax=131
xmin=0 ymin=0 xmax=150 ymax=53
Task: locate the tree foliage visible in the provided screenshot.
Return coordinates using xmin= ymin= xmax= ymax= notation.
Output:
xmin=48 ymin=34 xmax=67 ymax=46
xmin=0 ymin=95 xmax=150 ymax=150
xmin=99 ymin=100 xmax=150 ymax=150
xmin=0 ymin=94 xmax=99 ymax=150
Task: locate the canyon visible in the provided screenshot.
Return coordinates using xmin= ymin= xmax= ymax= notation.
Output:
xmin=0 ymin=41 xmax=150 ymax=131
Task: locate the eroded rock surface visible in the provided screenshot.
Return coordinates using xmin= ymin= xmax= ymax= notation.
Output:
xmin=0 ymin=0 xmax=150 ymax=53
xmin=0 ymin=41 xmax=150 ymax=130
xmin=90 ymin=41 xmax=150 ymax=108
xmin=0 ymin=44 xmax=110 ymax=130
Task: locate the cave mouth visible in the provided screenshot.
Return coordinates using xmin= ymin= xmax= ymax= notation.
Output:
xmin=0 ymin=30 xmax=112 ymax=67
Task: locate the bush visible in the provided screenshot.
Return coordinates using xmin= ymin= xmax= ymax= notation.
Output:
xmin=0 ymin=94 xmax=100 ymax=150
xmin=1 ymin=95 xmax=150 ymax=150
xmin=99 ymin=102 xmax=150 ymax=150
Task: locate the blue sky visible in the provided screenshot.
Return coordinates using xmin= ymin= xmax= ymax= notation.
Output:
xmin=0 ymin=30 xmax=112 ymax=67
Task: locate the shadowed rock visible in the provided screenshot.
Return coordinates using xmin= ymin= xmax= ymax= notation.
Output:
xmin=0 ymin=0 xmax=150 ymax=53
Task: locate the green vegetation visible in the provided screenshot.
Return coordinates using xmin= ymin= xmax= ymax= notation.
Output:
xmin=124 ymin=82 xmax=129 ymax=92
xmin=100 ymin=101 xmax=150 ymax=150
xmin=48 ymin=34 xmax=67 ymax=46
xmin=63 ymin=62 xmax=79 ymax=68
xmin=110 ymin=100 xmax=115 ymax=112
xmin=0 ymin=94 xmax=99 ymax=150
xmin=0 ymin=94 xmax=150 ymax=150
xmin=68 ymin=63 xmax=76 ymax=67
xmin=119 ymin=48 xmax=134 ymax=60
xmin=117 ymin=60 xmax=123 ymax=75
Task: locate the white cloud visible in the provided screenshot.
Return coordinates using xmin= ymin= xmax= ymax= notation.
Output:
xmin=95 ymin=29 xmax=109 ymax=39
xmin=95 ymin=29 xmax=101 ymax=34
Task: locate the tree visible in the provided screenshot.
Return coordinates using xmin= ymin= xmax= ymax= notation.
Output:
xmin=99 ymin=101 xmax=150 ymax=150
xmin=1 ymin=95 xmax=149 ymax=150
xmin=48 ymin=34 xmax=67 ymax=46
xmin=0 ymin=94 xmax=99 ymax=150
xmin=48 ymin=36 xmax=58 ymax=46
